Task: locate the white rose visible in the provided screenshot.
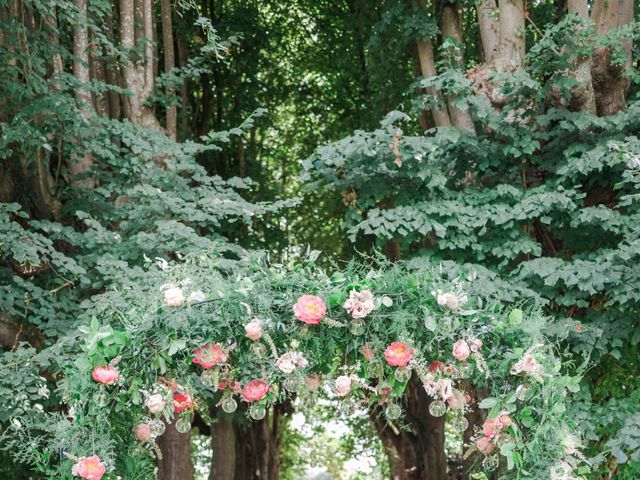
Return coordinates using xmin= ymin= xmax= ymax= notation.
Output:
xmin=335 ymin=375 xmax=352 ymax=397
xmin=437 ymin=292 xmax=465 ymax=311
xmin=188 ymin=290 xmax=206 ymax=302
xmin=164 ymin=287 xmax=184 ymax=307
xmin=146 ymin=393 xmax=166 ymax=414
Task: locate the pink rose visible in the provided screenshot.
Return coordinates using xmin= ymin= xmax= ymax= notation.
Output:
xmin=499 ymin=414 xmax=512 ymax=428
xmin=134 ymin=423 xmax=152 ymax=442
xmin=164 ymin=287 xmax=184 ymax=307
xmin=469 ymin=338 xmax=483 ymax=353
xmin=92 ymin=366 xmax=119 ymax=385
xmin=305 ymin=374 xmax=320 ymax=392
xmin=293 ymin=295 xmax=327 ymax=324
xmin=335 ymin=375 xmax=352 ymax=397
xmin=245 ymin=320 xmax=263 ymax=341
xmin=145 ymin=393 xmax=166 ymax=414
xmin=173 ymin=392 xmax=194 ymax=413
xmin=193 ymin=343 xmax=228 ymax=369
xmin=241 ymin=380 xmax=269 ymax=403
xmin=447 ymin=390 xmax=467 ymax=410
xmin=384 ymin=342 xmax=414 ymax=367
xmin=452 ymin=340 xmax=471 ymax=361
xmin=71 ymin=455 xmax=106 ymax=480
xmin=476 ymin=437 xmax=495 ymax=454
xmin=482 ymin=417 xmax=501 ymax=438
xmin=511 ymin=352 xmax=541 ymax=376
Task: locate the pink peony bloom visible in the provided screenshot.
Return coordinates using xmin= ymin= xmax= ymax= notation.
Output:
xmin=134 ymin=423 xmax=152 ymax=442
xmin=335 ymin=375 xmax=352 ymax=397
xmin=173 ymin=392 xmax=194 ymax=413
xmin=305 ymin=374 xmax=321 ymax=392
xmin=145 ymin=393 xmax=166 ymax=414
xmin=476 ymin=437 xmax=495 ymax=454
xmin=384 ymin=342 xmax=414 ymax=367
xmin=452 ymin=340 xmax=471 ymax=361
xmin=92 ymin=366 xmax=119 ymax=385
xmin=482 ymin=417 xmax=502 ymax=438
xmin=71 ymin=455 xmax=106 ymax=480
xmin=293 ymin=295 xmax=326 ymax=324
xmin=242 ymin=380 xmax=269 ymax=403
xmin=164 ymin=287 xmax=184 ymax=307
xmin=193 ymin=343 xmax=228 ymax=369
xmin=245 ymin=320 xmax=263 ymax=341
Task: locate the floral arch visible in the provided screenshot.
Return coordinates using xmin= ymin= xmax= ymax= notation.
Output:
xmin=30 ymin=255 xmax=584 ymax=479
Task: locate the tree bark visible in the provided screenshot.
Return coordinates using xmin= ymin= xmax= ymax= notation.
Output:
xmin=476 ymin=0 xmax=499 ymax=63
xmin=496 ymin=0 xmax=526 ymax=71
xmin=160 ymin=0 xmax=177 ymax=139
xmin=441 ymin=2 xmax=475 ymax=132
xmin=157 ymin=420 xmax=195 ymax=480
xmin=210 ymin=418 xmax=236 ymax=480
xmin=590 ymin=0 xmax=634 ymax=115
xmin=413 ymin=0 xmax=451 ymax=128
xmin=564 ymin=0 xmax=597 ymax=113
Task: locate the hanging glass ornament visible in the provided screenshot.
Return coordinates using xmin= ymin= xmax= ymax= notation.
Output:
xmin=450 ymin=415 xmax=469 ymax=432
xmin=482 ymin=455 xmax=499 ymax=472
xmin=394 ymin=366 xmax=412 ymax=383
xmin=148 ymin=418 xmax=166 ymax=438
xmin=283 ymin=375 xmax=302 ymax=393
xmin=94 ymin=390 xmax=108 ymax=408
xmin=250 ymin=342 xmax=267 ymax=358
xmin=428 ymin=400 xmax=447 ymax=417
xmin=368 ymin=360 xmax=384 ymax=378
xmin=175 ymin=414 xmax=192 ymax=433
xmin=423 ymin=315 xmax=437 ymax=331
xmin=221 ymin=396 xmax=238 ymax=414
xmin=249 ymin=404 xmax=267 ymax=420
xmin=385 ymin=402 xmax=402 ymax=420
xmin=350 ymin=321 xmax=365 ymax=336
xmin=458 ymin=362 xmax=473 ymax=379
xmin=200 ymin=369 xmax=219 ymax=390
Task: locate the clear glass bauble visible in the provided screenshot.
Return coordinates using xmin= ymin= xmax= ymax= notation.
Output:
xmin=350 ymin=321 xmax=365 ymax=336
xmin=200 ymin=369 xmax=219 ymax=389
xmin=94 ymin=390 xmax=109 ymax=408
xmin=482 ymin=455 xmax=499 ymax=472
xmin=450 ymin=415 xmax=469 ymax=432
xmin=175 ymin=414 xmax=192 ymax=433
xmin=221 ymin=396 xmax=238 ymax=414
xmin=385 ymin=402 xmax=402 ymax=420
xmin=458 ymin=362 xmax=473 ymax=379
xmin=428 ymin=400 xmax=447 ymax=417
xmin=249 ymin=404 xmax=267 ymax=420
xmin=394 ymin=366 xmax=411 ymax=383
xmin=423 ymin=315 xmax=437 ymax=331
xmin=368 ymin=361 xmax=384 ymax=378
xmin=250 ymin=342 xmax=267 ymax=358
xmin=283 ymin=375 xmax=302 ymax=393
xmin=148 ymin=418 xmax=166 ymax=437
xmin=338 ymin=400 xmax=354 ymax=416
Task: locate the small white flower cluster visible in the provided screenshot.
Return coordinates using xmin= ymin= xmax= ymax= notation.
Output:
xmin=276 ymin=351 xmax=309 ymax=374
xmin=343 ymin=289 xmax=375 ymax=319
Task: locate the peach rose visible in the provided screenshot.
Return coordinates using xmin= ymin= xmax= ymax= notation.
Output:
xmin=193 ymin=343 xmax=228 ymax=369
xmin=384 ymin=342 xmax=414 ymax=367
xmin=335 ymin=375 xmax=352 ymax=397
xmin=245 ymin=320 xmax=263 ymax=341
xmin=452 ymin=340 xmax=471 ymax=361
xmin=164 ymin=287 xmax=184 ymax=307
xmin=241 ymin=379 xmax=269 ymax=403
xmin=482 ymin=417 xmax=501 ymax=438
xmin=305 ymin=374 xmax=321 ymax=392
xmin=476 ymin=437 xmax=495 ymax=454
xmin=293 ymin=295 xmax=326 ymax=324
xmin=92 ymin=366 xmax=119 ymax=385
xmin=145 ymin=393 xmax=166 ymax=414
xmin=71 ymin=455 xmax=106 ymax=480
xmin=134 ymin=423 xmax=151 ymax=442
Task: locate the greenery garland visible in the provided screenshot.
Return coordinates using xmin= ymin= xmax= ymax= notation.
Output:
xmin=4 ymin=254 xmax=587 ymax=479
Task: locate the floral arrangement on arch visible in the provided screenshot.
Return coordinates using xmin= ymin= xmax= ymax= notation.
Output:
xmin=25 ymin=255 xmax=586 ymax=479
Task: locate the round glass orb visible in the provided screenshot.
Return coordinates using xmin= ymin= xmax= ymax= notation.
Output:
xmin=200 ymin=369 xmax=219 ymax=389
xmin=148 ymin=418 xmax=166 ymax=437
xmin=458 ymin=362 xmax=473 ymax=379
xmin=423 ymin=315 xmax=437 ymax=331
xmin=428 ymin=400 xmax=447 ymax=417
xmin=385 ymin=402 xmax=402 ymax=420
xmin=394 ymin=367 xmax=412 ymax=383
xmin=339 ymin=400 xmax=354 ymax=416
xmin=368 ymin=361 xmax=384 ymax=378
xmin=221 ymin=396 xmax=238 ymax=414
xmin=175 ymin=415 xmax=192 ymax=434
xmin=250 ymin=342 xmax=267 ymax=358
xmin=482 ymin=455 xmax=499 ymax=472
xmin=450 ymin=415 xmax=469 ymax=432
xmin=94 ymin=390 xmax=109 ymax=408
xmin=249 ymin=404 xmax=267 ymax=420
xmin=350 ymin=321 xmax=365 ymax=336
xmin=283 ymin=375 xmax=302 ymax=393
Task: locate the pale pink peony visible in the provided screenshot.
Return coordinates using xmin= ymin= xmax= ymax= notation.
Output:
xmin=447 ymin=390 xmax=467 ymax=410
xmin=469 ymin=338 xmax=483 ymax=353
xmin=71 ymin=455 xmax=106 ymax=480
xmin=384 ymin=342 xmax=414 ymax=367
xmin=343 ymin=290 xmax=375 ymax=319
xmin=438 ymin=378 xmax=454 ymax=401
xmin=437 ymin=291 xmax=466 ymax=311
xmin=452 ymin=340 xmax=471 ymax=361
xmin=305 ymin=374 xmax=321 ymax=392
xmin=173 ymin=392 xmax=194 ymax=413
xmin=476 ymin=437 xmax=495 ymax=454
xmin=499 ymin=414 xmax=513 ymax=428
xmin=276 ymin=351 xmax=309 ymax=374
xmin=145 ymin=393 xmax=166 ymax=414
xmin=511 ymin=352 xmax=541 ymax=377
xmin=293 ymin=295 xmax=327 ymax=324
xmin=482 ymin=417 xmax=502 ymax=438
xmin=245 ymin=320 xmax=263 ymax=341
xmin=164 ymin=287 xmax=185 ymax=307
xmin=134 ymin=423 xmax=152 ymax=442
xmin=92 ymin=366 xmax=119 ymax=385
xmin=193 ymin=343 xmax=228 ymax=369
xmin=241 ymin=379 xmax=269 ymax=403
xmin=335 ymin=375 xmax=352 ymax=397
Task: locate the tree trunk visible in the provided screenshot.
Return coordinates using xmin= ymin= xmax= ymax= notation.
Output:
xmin=157 ymin=420 xmax=195 ymax=480
xmin=590 ymin=0 xmax=634 ymax=115
xmin=371 ymin=380 xmax=447 ymax=480
xmin=413 ymin=0 xmax=451 ymax=128
xmin=104 ymin=13 xmax=122 ymax=120
xmin=210 ymin=418 xmax=237 ymax=480
xmin=441 ymin=2 xmax=475 ymax=132
xmin=160 ymin=0 xmax=177 ymax=139
xmin=496 ymin=0 xmax=526 ymax=71
xmin=564 ymin=0 xmax=597 ymax=113
xmin=90 ymin=36 xmax=111 ymax=117
xmin=476 ymin=0 xmax=499 ymax=62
